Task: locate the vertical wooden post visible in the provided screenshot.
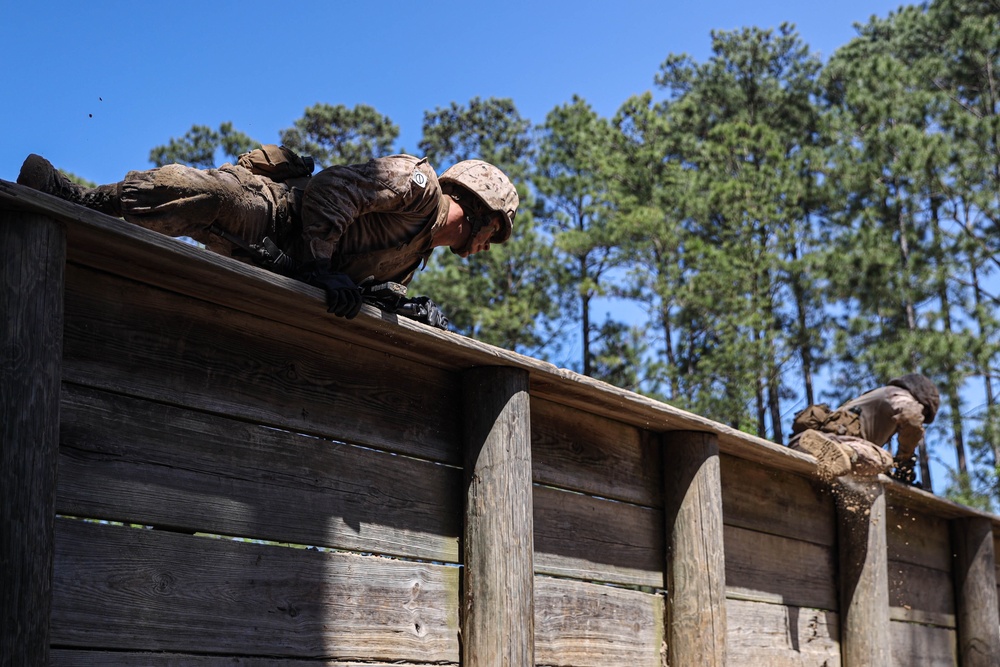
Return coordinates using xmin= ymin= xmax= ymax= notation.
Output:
xmin=835 ymin=479 xmax=891 ymax=667
xmin=951 ymin=516 xmax=1000 ymax=666
xmin=462 ymin=366 xmax=534 ymax=666
xmin=1 ymin=211 xmax=65 ymax=666
xmin=662 ymin=430 xmax=727 ymax=666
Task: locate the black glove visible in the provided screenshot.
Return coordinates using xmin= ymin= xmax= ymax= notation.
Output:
xmin=398 ymin=296 xmax=449 ymax=330
xmin=890 ymin=454 xmax=919 ymax=487
xmin=299 ymin=261 xmax=362 ymax=319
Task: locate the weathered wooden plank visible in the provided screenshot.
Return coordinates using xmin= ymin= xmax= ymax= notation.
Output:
xmin=996 ymin=533 xmax=1000 ymax=621
xmin=62 ymin=264 xmax=461 ymax=464
xmin=884 ymin=478 xmax=1000 ymax=522
xmin=531 ymin=396 xmax=661 ymax=507
xmin=0 ymin=210 xmax=65 ymax=667
xmin=836 ymin=480 xmax=891 ymax=667
xmin=57 ymin=384 xmax=461 ymax=562
xmin=725 ymin=598 xmax=840 ymax=667
xmin=531 ymin=376 xmax=822 ymax=478
xmin=951 ymin=517 xmax=1000 ymax=666
xmin=662 ymin=431 xmax=727 ymax=667
xmin=52 ymin=518 xmax=460 ymax=661
xmin=52 ymin=651 xmax=448 ymax=667
xmin=889 ymin=621 xmax=958 ymax=667
xmin=887 ymin=502 xmax=952 ymax=571
xmin=887 ymin=560 xmax=955 ymax=627
xmin=534 ymin=576 xmax=664 ymax=667
xmin=723 ymin=524 xmax=837 ymax=610
xmin=532 ymin=484 xmax=664 ymax=588
xmin=462 ymin=367 xmax=534 ymax=667
xmin=720 ymin=454 xmax=835 ymax=547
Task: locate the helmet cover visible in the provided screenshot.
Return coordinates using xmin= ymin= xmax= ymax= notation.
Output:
xmin=438 ymin=160 xmax=518 ymax=243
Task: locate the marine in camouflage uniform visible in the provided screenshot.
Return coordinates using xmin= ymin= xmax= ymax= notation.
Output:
xmin=788 ymin=374 xmax=939 ymax=483
xmin=16 ymin=147 xmax=518 ymax=319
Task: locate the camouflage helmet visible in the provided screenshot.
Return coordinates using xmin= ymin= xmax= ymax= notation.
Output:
xmin=438 ymin=160 xmax=518 ymax=244
xmin=888 ymin=373 xmax=940 ymax=424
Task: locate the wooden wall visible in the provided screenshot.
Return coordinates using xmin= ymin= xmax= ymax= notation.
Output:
xmin=531 ymin=397 xmax=665 ymax=666
xmin=720 ymin=455 xmax=841 ymax=666
xmin=51 ymin=261 xmax=672 ymax=665
xmin=3 ymin=184 xmax=1000 ymax=666
xmin=52 ymin=264 xmax=463 ymax=665
xmin=886 ymin=504 xmax=957 ymax=666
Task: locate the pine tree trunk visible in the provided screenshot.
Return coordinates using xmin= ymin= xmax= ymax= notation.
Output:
xmin=893 ymin=190 xmax=932 ymax=490
xmin=789 ymin=240 xmax=815 ymax=406
xmin=931 ymin=205 xmax=968 ymax=478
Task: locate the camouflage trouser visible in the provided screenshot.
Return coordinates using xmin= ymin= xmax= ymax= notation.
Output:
xmin=119 ymin=163 xmax=288 ymax=258
xmin=790 ymin=433 xmax=894 ymax=477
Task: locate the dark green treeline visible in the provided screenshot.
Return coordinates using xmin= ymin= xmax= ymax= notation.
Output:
xmin=150 ymin=0 xmax=1000 ymax=509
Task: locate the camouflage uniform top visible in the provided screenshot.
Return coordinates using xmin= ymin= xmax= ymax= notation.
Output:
xmin=289 ymin=154 xmax=451 ymax=285
xmin=838 ymin=386 xmax=926 ymax=453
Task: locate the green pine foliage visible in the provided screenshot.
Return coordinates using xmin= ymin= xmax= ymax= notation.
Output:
xmin=279 ymin=103 xmax=398 ymax=167
xmin=149 ymin=122 xmax=258 ymax=168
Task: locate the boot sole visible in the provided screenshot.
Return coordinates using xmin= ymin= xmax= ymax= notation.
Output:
xmin=797 ymin=430 xmax=852 ymax=478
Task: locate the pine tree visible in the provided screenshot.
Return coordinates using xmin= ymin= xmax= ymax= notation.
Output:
xmin=149 ymin=122 xmax=258 ymax=168
xmin=279 ymin=103 xmax=398 ymax=167
xmin=533 ymin=96 xmax=621 ymax=376
xmin=651 ymin=24 xmax=829 ymax=439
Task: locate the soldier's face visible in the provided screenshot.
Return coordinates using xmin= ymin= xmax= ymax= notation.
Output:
xmin=452 ymin=216 xmax=500 ymax=258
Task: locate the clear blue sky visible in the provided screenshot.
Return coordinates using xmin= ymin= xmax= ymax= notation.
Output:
xmin=3 ymin=0 xmax=908 ymax=184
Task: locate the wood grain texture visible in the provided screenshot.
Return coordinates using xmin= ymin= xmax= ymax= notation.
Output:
xmin=836 ymin=480 xmax=891 ymax=667
xmin=885 ymin=478 xmax=1000 ymax=523
xmin=887 ymin=502 xmax=952 ymax=571
xmin=533 ymin=484 xmax=664 ymax=588
xmin=662 ymin=431 xmax=726 ymax=667
xmin=52 ymin=651 xmax=448 ymax=666
xmin=462 ymin=367 xmax=534 ymax=667
xmin=887 ymin=560 xmax=955 ymax=628
xmin=57 ymin=384 xmax=461 ymax=561
xmin=62 ymin=264 xmax=461 ymax=464
xmin=723 ymin=524 xmax=838 ymax=610
xmin=726 ymin=599 xmax=840 ymax=667
xmin=885 ymin=502 xmax=957 ymax=628
xmin=531 ymin=396 xmax=662 ymax=507
xmin=534 ymin=576 xmax=665 ymax=667
xmin=950 ymin=517 xmax=1000 ymax=666
xmin=1 ymin=210 xmax=64 ymax=666
xmin=51 ymin=518 xmax=460 ymax=661
xmin=889 ymin=621 xmax=958 ymax=667
xmin=720 ymin=454 xmax=835 ymax=547
xmin=996 ymin=533 xmax=1000 ymax=623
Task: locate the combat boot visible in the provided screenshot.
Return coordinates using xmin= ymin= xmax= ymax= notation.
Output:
xmin=17 ymin=154 xmax=122 ymax=217
xmin=795 ymin=429 xmax=852 ymax=479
